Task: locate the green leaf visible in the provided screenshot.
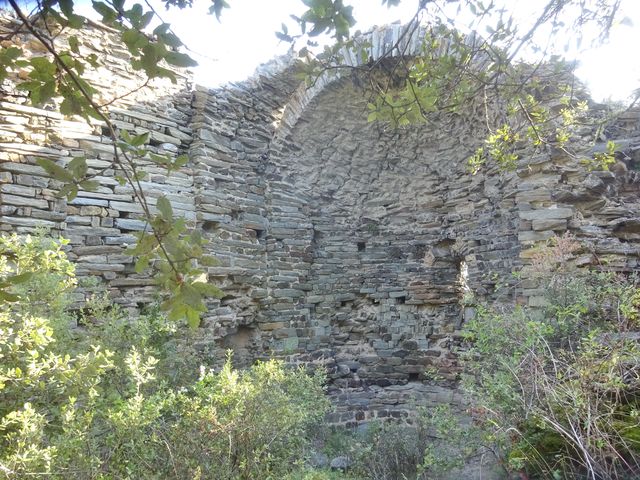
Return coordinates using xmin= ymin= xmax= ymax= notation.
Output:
xmin=66 ymin=13 xmax=85 ymax=29
xmin=74 ymin=59 xmax=85 ymax=75
xmin=181 ymin=284 xmax=203 ymax=310
xmin=58 ymin=183 xmax=79 ymax=201
xmin=167 ymin=302 xmax=186 ymax=321
xmin=209 ymin=0 xmax=230 ymax=21
xmin=164 ymin=51 xmax=198 ymax=68
xmin=30 ymin=57 xmax=56 ymax=77
xmin=1 ymin=46 xmax=22 ymax=62
xmin=5 ymin=272 xmax=33 ymax=285
xmin=149 ymin=152 xmax=171 ymax=166
xmin=193 ymin=281 xmax=223 ymax=297
xmin=92 ymin=1 xmax=117 ymax=24
xmin=79 ymin=180 xmax=99 ymax=191
xmin=156 ymin=196 xmax=173 ymax=220
xmin=68 ymin=156 xmax=88 ymax=179
xmin=129 ymin=132 xmax=149 ymax=147
xmin=140 ymin=44 xmax=161 ymax=75
xmin=128 ymin=3 xmax=143 ymax=23
xmin=159 ymin=32 xmax=183 ymax=49
xmin=276 ymin=31 xmax=293 ymax=42
xmin=134 ymin=169 xmax=148 ymax=181
xmin=140 ymin=11 xmax=154 ymax=29
xmin=59 ymin=0 xmax=75 ymax=17
xmin=174 ymin=154 xmax=189 ymax=168
xmin=37 ymin=158 xmax=75 ymax=182
xmin=60 ymin=96 xmax=84 ymax=116
xmin=153 ymin=23 xmax=171 ymax=35
xmin=199 ymin=255 xmax=218 ymax=267
xmin=0 ymin=290 xmax=20 ymax=303
xmin=154 ymin=66 xmax=177 ymax=83
xmin=39 ymin=81 xmax=56 ymax=104
xmin=122 ymin=29 xmax=148 ymax=51
xmin=185 ymin=308 xmax=201 ymax=328
xmin=86 ymin=54 xmax=99 ymax=68
xmin=135 ymin=255 xmax=150 ymax=273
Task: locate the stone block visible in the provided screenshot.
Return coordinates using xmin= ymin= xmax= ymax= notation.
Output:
xmin=519 ymin=207 xmax=573 ymax=221
xmin=115 ymin=218 xmax=149 ymax=231
xmin=531 ymin=218 xmax=566 ymax=231
xmin=518 ymin=230 xmax=555 ymax=242
xmin=261 ymin=322 xmax=285 ymax=331
xmin=2 ymin=194 xmax=48 ymax=209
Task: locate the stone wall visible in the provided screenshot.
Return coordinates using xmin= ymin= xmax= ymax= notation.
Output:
xmin=2 ymin=19 xmax=640 ymax=426
xmin=0 ymin=15 xmax=195 ymax=308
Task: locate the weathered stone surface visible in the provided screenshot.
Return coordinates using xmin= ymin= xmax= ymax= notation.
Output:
xmin=532 ymin=218 xmax=567 ymax=231
xmin=519 ymin=207 xmax=573 ymax=221
xmin=2 ymin=19 xmax=639 ymax=452
xmin=330 ymin=456 xmax=351 ymax=471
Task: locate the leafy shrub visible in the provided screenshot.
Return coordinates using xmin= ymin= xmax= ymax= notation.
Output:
xmin=283 ymin=469 xmax=355 ymax=480
xmin=462 ymin=234 xmax=640 ymax=479
xmin=330 ymin=406 xmax=489 ymax=480
xmin=353 ymin=420 xmax=428 ymax=480
xmin=0 ymin=233 xmax=75 ymax=317
xmin=0 ymin=234 xmax=113 ymax=477
xmin=0 ymin=233 xmax=329 ymax=479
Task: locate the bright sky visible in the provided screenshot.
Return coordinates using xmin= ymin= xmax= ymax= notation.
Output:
xmin=146 ymin=0 xmax=420 ymax=86
xmin=93 ymin=0 xmax=640 ymax=102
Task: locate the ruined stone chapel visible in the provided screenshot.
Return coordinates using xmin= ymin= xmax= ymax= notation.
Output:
xmin=2 ymin=18 xmax=640 ymax=424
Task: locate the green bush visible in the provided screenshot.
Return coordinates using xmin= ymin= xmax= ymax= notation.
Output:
xmin=323 ymin=406 xmax=487 ymax=480
xmin=283 ymin=469 xmax=356 ymax=480
xmin=462 ymin=234 xmax=640 ymax=479
xmin=352 ymin=420 xmax=428 ymax=480
xmin=0 ymin=233 xmax=329 ymax=479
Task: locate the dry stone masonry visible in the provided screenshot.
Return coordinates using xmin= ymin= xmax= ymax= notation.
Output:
xmin=2 ymin=18 xmax=640 ymax=425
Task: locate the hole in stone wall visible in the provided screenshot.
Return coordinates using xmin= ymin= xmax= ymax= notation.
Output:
xmin=72 ymin=304 xmax=116 ymax=326
xmin=436 ymin=238 xmax=456 ymax=249
xmin=458 ymin=260 xmax=470 ymax=294
xmin=408 ymin=372 xmax=420 ymax=381
xmin=223 ymin=324 xmax=256 ymax=350
xmin=457 ymin=259 xmax=472 ymax=328
xmin=202 ymin=220 xmax=219 ymax=232
xmin=357 ymin=241 xmax=366 ymax=252
xmin=413 ymin=244 xmax=426 ymax=260
xmin=220 ymin=294 xmax=236 ymax=305
xmin=396 ymin=295 xmax=406 ymax=304
xmin=254 ymin=229 xmax=265 ymax=240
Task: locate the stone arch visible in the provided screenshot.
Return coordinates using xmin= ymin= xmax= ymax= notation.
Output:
xmin=253 ymin=65 xmax=522 ymax=423
xmin=183 ymin=25 xmax=523 ymax=423
xmin=271 ymin=23 xmax=482 ymax=144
